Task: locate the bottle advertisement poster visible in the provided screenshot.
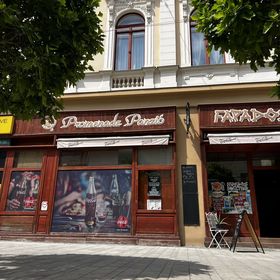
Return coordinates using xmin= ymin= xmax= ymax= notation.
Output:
xmin=6 ymin=171 xmax=40 ymax=211
xmin=51 ymin=170 xmax=132 ymax=233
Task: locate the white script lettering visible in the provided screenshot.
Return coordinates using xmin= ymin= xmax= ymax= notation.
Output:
xmin=124 ymin=114 xmax=165 ymax=127
xmin=60 ymin=114 xmax=122 ymax=129
xmin=214 ymin=108 xmax=280 ymax=123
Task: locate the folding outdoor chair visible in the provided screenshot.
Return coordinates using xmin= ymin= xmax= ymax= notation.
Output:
xmin=205 ymin=212 xmax=230 ymax=249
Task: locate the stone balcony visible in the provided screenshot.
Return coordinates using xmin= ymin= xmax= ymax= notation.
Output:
xmin=64 ymin=64 xmax=278 ymax=94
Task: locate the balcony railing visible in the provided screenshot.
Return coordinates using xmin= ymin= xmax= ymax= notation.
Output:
xmin=112 ymin=70 xmax=144 ymax=89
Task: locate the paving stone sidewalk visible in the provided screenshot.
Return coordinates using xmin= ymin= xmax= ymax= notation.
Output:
xmin=0 ymin=241 xmax=279 ymax=280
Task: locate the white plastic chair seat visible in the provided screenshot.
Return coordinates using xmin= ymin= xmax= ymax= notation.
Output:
xmin=205 ymin=212 xmax=230 ymax=249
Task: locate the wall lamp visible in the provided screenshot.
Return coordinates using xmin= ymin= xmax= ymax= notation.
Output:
xmin=185 ymin=102 xmax=191 ymax=134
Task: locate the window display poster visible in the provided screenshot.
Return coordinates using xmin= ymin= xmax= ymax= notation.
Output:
xmin=6 ymin=171 xmax=40 ymax=211
xmin=147 ymin=172 xmax=161 ymax=196
xmin=147 ymin=199 xmax=162 ymax=210
xmin=210 ymin=181 xmax=252 ymax=214
xmin=51 ymin=170 xmax=132 ymax=233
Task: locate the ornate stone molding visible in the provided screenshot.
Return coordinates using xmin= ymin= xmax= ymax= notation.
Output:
xmin=107 ymin=0 xmax=154 ymax=26
xmin=108 ymin=0 xmax=115 ymax=27
xmin=146 ymin=1 xmax=153 ymax=23
xmin=182 ymin=0 xmax=189 ymax=22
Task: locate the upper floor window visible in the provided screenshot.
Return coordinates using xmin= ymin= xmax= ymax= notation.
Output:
xmin=115 ymin=14 xmax=145 ymax=70
xmin=191 ymin=16 xmax=224 ymax=66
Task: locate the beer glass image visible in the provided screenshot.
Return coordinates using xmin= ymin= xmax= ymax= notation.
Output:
xmin=85 ymin=176 xmax=97 ymax=231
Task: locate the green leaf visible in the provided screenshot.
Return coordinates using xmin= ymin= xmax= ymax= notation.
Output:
xmin=263 ymin=21 xmax=273 ymax=34
xmin=0 ymin=0 xmax=104 ymax=121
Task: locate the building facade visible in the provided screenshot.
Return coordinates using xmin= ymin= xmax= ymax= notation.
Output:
xmin=0 ymin=0 xmax=279 ymax=246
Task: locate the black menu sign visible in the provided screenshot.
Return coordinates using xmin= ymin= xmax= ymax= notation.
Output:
xmin=182 ymin=165 xmax=200 ymax=225
xmin=148 ymin=173 xmax=161 ymax=196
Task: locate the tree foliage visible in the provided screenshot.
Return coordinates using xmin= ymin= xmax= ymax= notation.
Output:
xmin=191 ymin=0 xmax=280 ymax=97
xmin=0 ymin=0 xmax=104 ymax=121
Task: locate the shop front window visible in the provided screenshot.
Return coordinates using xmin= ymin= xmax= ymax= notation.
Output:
xmin=207 ymin=153 xmax=252 ymax=214
xmin=6 ymin=150 xmax=43 ymax=212
xmin=138 ymin=170 xmax=173 ymax=210
xmin=13 ymin=150 xmax=43 ymax=168
xmin=138 ymin=146 xmax=173 ymax=165
xmin=59 ymin=149 xmax=132 ymax=166
xmin=0 ymin=151 xmax=6 ymax=168
xmin=253 ymin=153 xmax=280 ymax=167
xmin=0 ymin=152 xmax=6 ymax=194
xmin=137 ymin=146 xmax=174 ymax=211
xmin=6 ymin=171 xmax=41 ymax=211
xmin=51 ymin=169 xmax=132 ymax=233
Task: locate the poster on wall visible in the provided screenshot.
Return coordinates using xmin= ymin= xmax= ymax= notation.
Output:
xmin=147 ymin=172 xmax=161 ymax=197
xmin=211 ymin=181 xmax=225 ymax=213
xmin=51 ymin=170 xmax=132 ymax=233
xmin=147 ymin=199 xmax=162 ymax=210
xmin=6 ymin=171 xmax=41 ymax=211
xmin=210 ymin=181 xmax=252 ymax=214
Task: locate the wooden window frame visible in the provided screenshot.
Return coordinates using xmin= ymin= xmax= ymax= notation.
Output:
xmin=190 ymin=20 xmax=225 ymax=66
xmin=114 ymin=13 xmax=145 ymax=70
xmin=0 ymin=150 xmax=46 ymax=215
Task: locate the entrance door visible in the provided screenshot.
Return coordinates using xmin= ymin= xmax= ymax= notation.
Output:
xmin=254 ymin=170 xmax=280 ymax=237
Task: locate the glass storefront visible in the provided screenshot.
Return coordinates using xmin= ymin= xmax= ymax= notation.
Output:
xmin=206 ymin=153 xmax=252 ymax=214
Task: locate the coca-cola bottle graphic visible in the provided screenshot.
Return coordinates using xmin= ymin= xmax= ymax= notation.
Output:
xmin=121 ymin=190 xmax=131 ymax=218
xmin=16 ymin=177 xmax=27 ymax=210
xmin=85 ymin=176 xmax=97 ymax=231
xmin=110 ymin=174 xmax=121 ymax=219
xmin=25 ymin=177 xmax=39 ymax=210
xmin=32 ymin=178 xmax=39 ymax=199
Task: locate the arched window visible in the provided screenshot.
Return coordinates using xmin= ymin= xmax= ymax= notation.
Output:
xmin=115 ymin=14 xmax=145 ymax=70
xmin=191 ymin=13 xmax=224 ymax=66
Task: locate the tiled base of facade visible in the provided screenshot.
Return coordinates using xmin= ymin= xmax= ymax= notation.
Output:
xmin=0 ymin=232 xmax=181 ymax=247
xmin=205 ymin=236 xmax=280 ymax=249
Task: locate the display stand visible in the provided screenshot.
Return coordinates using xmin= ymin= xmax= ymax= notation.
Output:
xmin=230 ymin=210 xmax=265 ymax=253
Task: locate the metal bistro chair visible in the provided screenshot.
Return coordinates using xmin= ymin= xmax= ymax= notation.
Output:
xmin=205 ymin=212 xmax=230 ymax=249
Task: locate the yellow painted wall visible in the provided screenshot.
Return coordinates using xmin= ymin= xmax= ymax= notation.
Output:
xmin=87 ymin=0 xmax=107 ymax=72
xmin=176 ymin=108 xmax=205 ymax=246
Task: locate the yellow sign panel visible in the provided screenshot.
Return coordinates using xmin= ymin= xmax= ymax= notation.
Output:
xmin=0 ymin=116 xmax=14 ymax=134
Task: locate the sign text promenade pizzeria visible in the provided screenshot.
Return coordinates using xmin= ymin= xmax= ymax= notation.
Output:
xmin=12 ymin=108 xmax=176 ymax=136
xmin=43 ymin=113 xmax=165 ymax=131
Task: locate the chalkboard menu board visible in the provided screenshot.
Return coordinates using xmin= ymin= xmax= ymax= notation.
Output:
xmin=230 ymin=211 xmax=245 ymax=252
xmin=181 ymin=165 xmax=200 ymax=225
xmin=230 ymin=210 xmax=264 ymax=253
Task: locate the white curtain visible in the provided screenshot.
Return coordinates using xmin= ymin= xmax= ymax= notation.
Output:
xmin=192 ymin=27 xmax=224 ymax=65
xmin=132 ymin=32 xmax=144 ymax=69
xmin=191 ymin=28 xmax=205 ymax=66
xmin=115 ymin=34 xmax=128 ymax=70
xmin=210 ymin=47 xmax=224 ymax=64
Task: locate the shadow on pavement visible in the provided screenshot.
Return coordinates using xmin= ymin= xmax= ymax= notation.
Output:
xmin=0 ymin=253 xmax=211 ymax=280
